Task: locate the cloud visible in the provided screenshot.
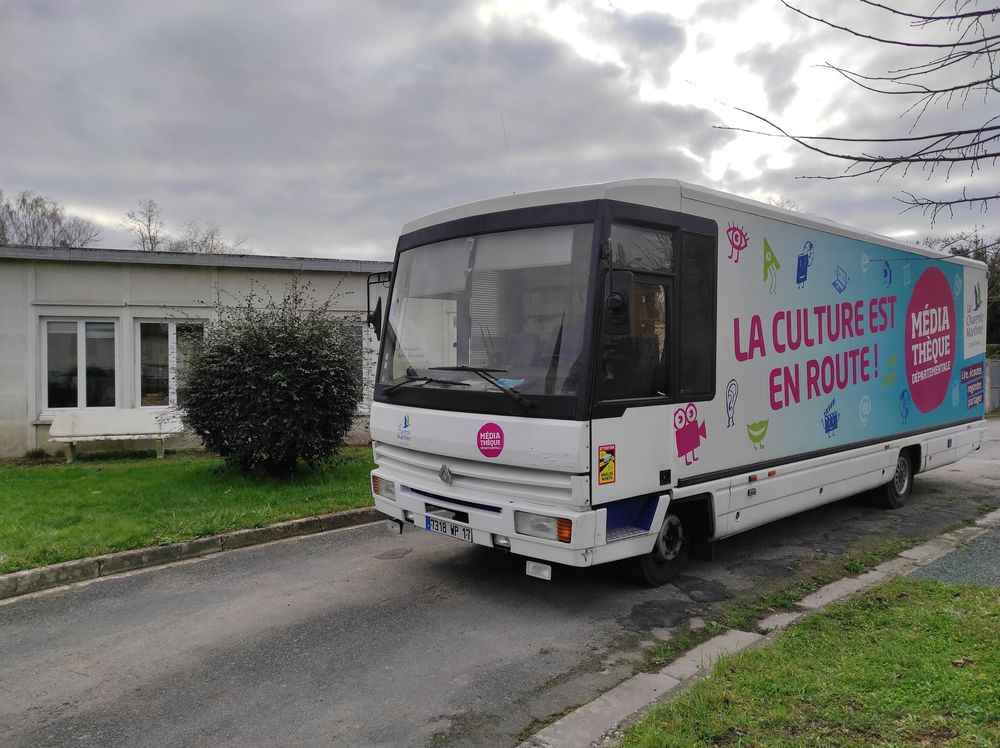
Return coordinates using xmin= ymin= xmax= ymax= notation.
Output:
xmin=0 ymin=1 xmax=728 ymax=258
xmin=0 ymin=0 xmax=993 ymax=260
xmin=735 ymin=41 xmax=809 ymax=113
xmin=583 ymin=8 xmax=687 ymax=88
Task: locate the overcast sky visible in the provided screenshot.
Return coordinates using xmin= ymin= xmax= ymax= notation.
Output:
xmin=1 ymin=0 xmax=995 ymax=259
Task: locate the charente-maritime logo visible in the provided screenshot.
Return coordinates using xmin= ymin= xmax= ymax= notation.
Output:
xmin=396 ymin=414 xmax=412 ymax=442
xmin=965 ymin=281 xmax=985 ymax=339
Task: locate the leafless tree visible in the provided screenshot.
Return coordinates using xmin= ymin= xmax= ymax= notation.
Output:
xmin=121 ymin=198 xmax=168 ymax=251
xmin=123 ymin=199 xmax=249 ymax=254
xmin=766 ymin=195 xmax=801 ymax=211
xmin=168 ymin=220 xmax=247 ymax=254
xmin=923 ymin=226 xmax=999 ymax=341
xmin=0 ymin=189 xmax=102 ymax=247
xmin=723 ymin=1 xmax=999 ymax=222
xmin=58 ymin=216 xmax=102 ymax=247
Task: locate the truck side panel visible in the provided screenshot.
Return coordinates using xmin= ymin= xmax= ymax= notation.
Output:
xmin=672 ymin=198 xmax=987 ymax=488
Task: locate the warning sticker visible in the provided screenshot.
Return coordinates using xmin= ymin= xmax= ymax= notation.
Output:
xmin=598 ymin=444 xmax=616 ymax=485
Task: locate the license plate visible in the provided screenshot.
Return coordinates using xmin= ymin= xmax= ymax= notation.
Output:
xmin=425 ymin=516 xmax=473 ymax=543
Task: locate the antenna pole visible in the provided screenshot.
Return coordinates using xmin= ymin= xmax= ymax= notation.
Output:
xmin=500 ymin=112 xmax=515 ymax=195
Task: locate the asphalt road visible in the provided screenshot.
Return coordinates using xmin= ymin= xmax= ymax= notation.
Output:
xmin=2 ymin=421 xmax=998 ymax=747
xmin=913 ymin=524 xmax=1000 ymax=586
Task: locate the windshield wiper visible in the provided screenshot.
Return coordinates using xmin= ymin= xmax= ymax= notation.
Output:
xmin=383 ymin=375 xmax=470 ymax=395
xmin=430 ymin=365 xmax=536 ymax=410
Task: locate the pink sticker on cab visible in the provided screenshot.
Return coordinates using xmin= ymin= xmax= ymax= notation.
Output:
xmin=477 ymin=422 xmax=504 ymax=458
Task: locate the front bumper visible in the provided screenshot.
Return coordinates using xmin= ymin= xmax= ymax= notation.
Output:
xmin=372 ymin=486 xmax=601 ymax=568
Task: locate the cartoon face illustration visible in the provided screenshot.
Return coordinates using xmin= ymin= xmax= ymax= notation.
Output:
xmin=747 ymin=420 xmax=768 ymax=450
xmin=674 ymin=403 xmax=706 ymax=466
xmin=763 ymin=237 xmax=781 ymax=294
xmin=796 ymin=241 xmax=814 ymax=287
xmin=726 ymin=224 xmax=749 ymax=263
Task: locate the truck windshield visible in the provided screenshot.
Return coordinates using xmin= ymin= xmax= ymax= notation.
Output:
xmin=379 ymin=224 xmax=594 ymax=399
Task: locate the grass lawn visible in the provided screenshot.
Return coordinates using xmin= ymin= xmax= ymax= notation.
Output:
xmin=0 ymin=449 xmax=374 ymax=574
xmin=623 ymin=577 xmax=999 ymax=747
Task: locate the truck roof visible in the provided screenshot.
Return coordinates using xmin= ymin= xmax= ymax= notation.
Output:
xmin=401 ymin=178 xmax=984 ymax=269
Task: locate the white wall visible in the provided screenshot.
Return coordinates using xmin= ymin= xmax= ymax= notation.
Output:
xmin=0 ymin=261 xmax=31 ymax=455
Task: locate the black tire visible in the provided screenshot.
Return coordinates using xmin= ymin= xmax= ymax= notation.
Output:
xmin=628 ymin=512 xmax=691 ymax=587
xmin=876 ymin=449 xmax=913 ymax=509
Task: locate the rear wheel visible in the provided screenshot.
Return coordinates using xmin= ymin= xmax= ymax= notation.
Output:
xmin=628 ymin=512 xmax=690 ymax=587
xmin=876 ymin=450 xmax=913 ymax=509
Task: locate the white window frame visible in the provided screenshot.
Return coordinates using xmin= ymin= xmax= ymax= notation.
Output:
xmin=41 ymin=318 xmax=120 ymax=413
xmin=134 ymin=319 xmax=204 ymax=408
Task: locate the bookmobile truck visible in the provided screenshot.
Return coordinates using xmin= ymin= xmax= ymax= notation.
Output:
xmin=367 ymin=179 xmax=988 ymax=585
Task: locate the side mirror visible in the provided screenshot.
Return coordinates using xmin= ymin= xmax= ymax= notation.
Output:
xmin=367 ymin=296 xmax=383 ymax=340
xmin=604 ymin=270 xmax=633 ymax=336
xmin=366 ymin=271 xmax=391 ymax=341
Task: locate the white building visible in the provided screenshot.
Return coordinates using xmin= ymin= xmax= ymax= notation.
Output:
xmin=0 ymin=245 xmax=390 ymax=458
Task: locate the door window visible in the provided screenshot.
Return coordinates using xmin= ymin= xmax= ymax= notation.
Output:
xmin=597 ymin=280 xmax=668 ymax=400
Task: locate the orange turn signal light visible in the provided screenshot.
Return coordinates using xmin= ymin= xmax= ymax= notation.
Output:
xmin=556 ymin=518 xmax=573 ymax=543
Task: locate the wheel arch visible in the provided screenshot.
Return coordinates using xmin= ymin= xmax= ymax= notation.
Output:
xmin=669 ymin=491 xmax=715 ymax=560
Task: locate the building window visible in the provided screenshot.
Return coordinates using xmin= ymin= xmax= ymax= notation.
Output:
xmin=45 ymin=320 xmax=117 ymax=408
xmin=137 ymin=321 xmax=204 ymax=407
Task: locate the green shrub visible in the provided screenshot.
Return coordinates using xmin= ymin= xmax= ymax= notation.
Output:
xmin=179 ymin=279 xmax=363 ymax=475
xmin=987 ymin=343 xmax=1000 ymax=359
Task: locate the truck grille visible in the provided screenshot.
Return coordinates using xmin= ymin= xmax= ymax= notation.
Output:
xmin=373 ymin=442 xmax=586 ymax=508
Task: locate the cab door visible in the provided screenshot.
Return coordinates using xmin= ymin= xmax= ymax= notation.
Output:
xmin=591 ymin=225 xmax=675 ymax=507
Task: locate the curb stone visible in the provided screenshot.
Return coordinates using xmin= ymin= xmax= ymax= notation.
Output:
xmin=518 ymin=506 xmax=1000 ymax=748
xmin=0 ymin=506 xmax=381 ymax=601
xmin=524 ymin=673 xmax=681 ymax=748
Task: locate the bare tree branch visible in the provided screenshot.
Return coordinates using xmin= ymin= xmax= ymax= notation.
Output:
xmin=781 ymin=1 xmax=1000 ymax=48
xmin=730 ymin=2 xmax=999 ymax=218
xmin=898 ymin=187 xmax=999 ymax=223
xmin=859 ymin=1 xmax=998 ymax=23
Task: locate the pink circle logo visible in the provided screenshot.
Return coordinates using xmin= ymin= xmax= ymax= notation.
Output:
xmin=904 ymin=267 xmax=956 ymax=414
xmin=477 ymin=422 xmax=504 ymax=458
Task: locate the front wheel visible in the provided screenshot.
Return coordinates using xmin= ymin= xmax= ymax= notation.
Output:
xmin=628 ymin=512 xmax=690 ymax=587
xmin=876 ymin=450 xmax=913 ymax=509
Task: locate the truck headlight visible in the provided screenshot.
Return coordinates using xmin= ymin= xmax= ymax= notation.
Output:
xmin=514 ymin=511 xmax=572 ymax=543
xmin=372 ymin=475 xmax=396 ymax=501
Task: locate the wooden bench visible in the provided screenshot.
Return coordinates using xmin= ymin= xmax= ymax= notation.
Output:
xmin=48 ymin=409 xmax=186 ymax=462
